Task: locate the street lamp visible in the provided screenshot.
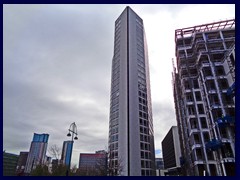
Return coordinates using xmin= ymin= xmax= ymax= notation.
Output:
xmin=66 ymin=122 xmax=78 ymax=176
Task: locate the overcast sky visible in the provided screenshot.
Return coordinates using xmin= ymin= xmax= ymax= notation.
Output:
xmin=3 ymin=4 xmax=235 ymax=167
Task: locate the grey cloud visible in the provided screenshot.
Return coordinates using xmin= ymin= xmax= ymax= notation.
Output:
xmin=152 ymin=101 xmax=177 ymax=148
xmin=4 ymin=4 xmax=234 ymax=164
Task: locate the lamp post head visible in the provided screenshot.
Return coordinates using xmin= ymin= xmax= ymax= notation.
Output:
xmin=74 ymin=136 xmax=78 ymax=140
xmin=67 ymin=132 xmax=71 ymax=137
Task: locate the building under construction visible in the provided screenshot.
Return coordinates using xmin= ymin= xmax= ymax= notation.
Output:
xmin=172 ymin=19 xmax=235 ymax=176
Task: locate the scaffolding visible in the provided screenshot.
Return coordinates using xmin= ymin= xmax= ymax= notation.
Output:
xmin=173 ymin=19 xmax=235 ymax=176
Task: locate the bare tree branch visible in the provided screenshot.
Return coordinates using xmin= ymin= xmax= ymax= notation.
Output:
xmin=48 ymin=144 xmax=61 ymax=160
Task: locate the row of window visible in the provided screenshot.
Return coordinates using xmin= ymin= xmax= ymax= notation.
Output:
xmin=109 ymin=143 xmax=118 ymax=152
xmin=140 ymin=126 xmax=149 ymax=135
xmin=111 ymin=83 xmax=119 ymax=96
xmin=141 ymin=160 xmax=152 ymax=168
xmin=139 ymin=111 xmax=148 ymax=119
xmin=189 ymin=117 xmax=208 ymax=129
xmin=139 ymin=97 xmax=147 ymax=106
xmin=139 ymin=104 xmax=147 ymax=113
xmin=138 ymin=77 xmax=146 ymax=86
xmin=140 ymin=119 xmax=149 ymax=129
xmin=110 ymin=134 xmax=118 ymax=143
xmin=187 ymin=104 xmax=205 ymax=115
xmin=141 ymin=169 xmax=154 ymax=176
xmin=110 ymin=118 xmax=118 ymax=128
xmin=140 ymin=134 xmax=150 ymax=142
xmin=110 ymin=111 xmax=119 ymax=121
xmin=138 ymin=60 xmax=145 ymax=70
xmin=138 ymin=64 xmax=145 ymax=74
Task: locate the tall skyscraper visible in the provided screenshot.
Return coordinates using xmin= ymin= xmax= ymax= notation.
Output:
xmin=61 ymin=140 xmax=73 ymax=167
xmin=108 ymin=6 xmax=155 ymax=176
xmin=24 ymin=133 xmax=49 ymax=174
xmin=172 ymin=19 xmax=235 ymax=176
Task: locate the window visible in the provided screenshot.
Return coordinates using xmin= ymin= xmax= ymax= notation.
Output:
xmin=215 ymin=66 xmax=225 ymax=76
xmin=196 ymin=148 xmax=203 ymax=160
xmin=207 ymin=151 xmax=214 ymax=160
xmin=198 ymin=104 xmax=205 ymax=114
xmin=212 ymin=109 xmax=222 ymax=120
xmin=204 ymin=67 xmax=212 ymax=76
xmin=195 ymin=92 xmax=202 ymax=101
xmin=200 ymin=117 xmax=208 ymax=128
xmin=188 ymin=105 xmax=195 ymax=115
xmin=219 ymin=79 xmax=229 ymax=89
xmin=203 ymin=132 xmax=210 ymax=142
xmin=193 ymin=79 xmax=199 ymax=88
xmin=190 ymin=118 xmax=198 ymax=129
xmin=194 ymin=133 xmax=200 ymax=144
xmin=184 ymin=81 xmax=190 ymax=89
xmin=208 ymin=80 xmax=215 ymax=90
xmin=186 ymin=93 xmax=193 ymax=102
xmin=210 ymin=94 xmax=219 ymax=105
xmin=219 ymin=128 xmax=228 ymax=138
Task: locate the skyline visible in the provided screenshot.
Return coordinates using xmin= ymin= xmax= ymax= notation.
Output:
xmin=3 ymin=4 xmax=235 ymax=167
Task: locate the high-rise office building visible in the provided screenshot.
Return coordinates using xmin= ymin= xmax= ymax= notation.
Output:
xmin=108 ymin=6 xmax=155 ymax=176
xmin=61 ymin=140 xmax=73 ymax=167
xmin=172 ymin=19 xmax=235 ymax=176
xmin=161 ymin=126 xmax=182 ymax=176
xmin=24 ymin=133 xmax=49 ymax=174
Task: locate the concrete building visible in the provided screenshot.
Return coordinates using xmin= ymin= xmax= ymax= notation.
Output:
xmin=61 ymin=140 xmax=73 ymax=167
xmin=16 ymin=152 xmax=28 ymax=176
xmin=51 ymin=159 xmax=61 ymax=173
xmin=162 ymin=126 xmax=182 ymax=176
xmin=155 ymin=158 xmax=166 ymax=176
xmin=3 ymin=151 xmax=19 ymax=176
xmin=108 ymin=6 xmax=155 ymax=176
xmin=24 ymin=133 xmax=49 ymax=174
xmin=155 ymin=158 xmax=164 ymax=170
xmin=78 ymin=151 xmax=107 ymax=176
xmin=172 ymin=19 xmax=235 ymax=176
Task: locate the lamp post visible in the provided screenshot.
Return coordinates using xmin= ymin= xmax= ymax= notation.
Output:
xmin=66 ymin=122 xmax=78 ymax=176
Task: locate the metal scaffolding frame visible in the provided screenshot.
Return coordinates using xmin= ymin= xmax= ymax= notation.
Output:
xmin=172 ymin=19 xmax=235 ymax=176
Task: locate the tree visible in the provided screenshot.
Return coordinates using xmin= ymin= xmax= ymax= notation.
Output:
xmin=107 ymin=149 xmax=125 ymax=176
xmin=108 ymin=156 xmax=124 ymax=176
xmin=51 ymin=164 xmax=68 ymax=176
xmin=48 ymin=144 xmax=61 ymax=160
xmin=95 ymin=155 xmax=108 ymax=176
xmin=30 ymin=165 xmax=50 ymax=176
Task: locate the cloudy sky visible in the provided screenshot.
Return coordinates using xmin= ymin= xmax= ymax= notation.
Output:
xmin=3 ymin=4 xmax=235 ymax=167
